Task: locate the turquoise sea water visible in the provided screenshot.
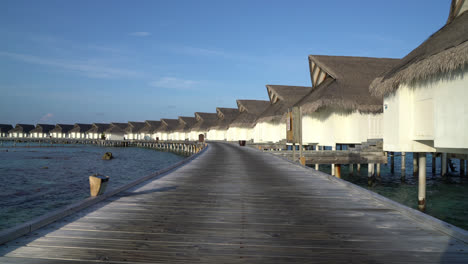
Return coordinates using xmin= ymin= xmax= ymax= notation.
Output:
xmin=0 ymin=142 xmax=185 ymax=231
xmin=317 ymin=153 xmax=468 ymax=230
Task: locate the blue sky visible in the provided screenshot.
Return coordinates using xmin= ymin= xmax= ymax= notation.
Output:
xmin=0 ymin=0 xmax=449 ymax=125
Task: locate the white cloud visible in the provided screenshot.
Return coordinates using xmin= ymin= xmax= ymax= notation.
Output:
xmin=149 ymin=77 xmax=198 ymax=90
xmin=130 ymin=32 xmax=151 ymax=37
xmin=39 ymin=113 xmax=54 ymax=122
xmin=0 ymin=51 xmax=141 ymax=79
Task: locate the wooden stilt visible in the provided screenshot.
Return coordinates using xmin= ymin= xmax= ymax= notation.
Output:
xmin=441 ymin=153 xmax=447 ymax=177
xmin=376 ymin=163 xmax=381 ymax=178
xmin=315 ymin=145 xmax=319 ymax=170
xmin=357 ymin=163 xmax=361 ymax=173
xmin=349 ymin=164 xmax=354 ymax=176
xmin=418 ymin=153 xmax=427 ymax=211
xmin=432 ymin=154 xmax=436 ymax=174
xmin=331 ymin=145 xmax=336 ymax=176
xmin=335 ymin=165 xmax=341 ymax=178
xmin=390 ymin=152 xmax=395 ymax=173
xmin=368 ymin=163 xmax=375 ymax=186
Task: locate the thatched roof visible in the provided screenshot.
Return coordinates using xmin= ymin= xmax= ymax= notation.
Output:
xmin=211 ymin=108 xmax=239 ymax=130
xmin=155 ymin=119 xmax=179 ymax=133
xmin=256 ymin=85 xmax=312 ymax=123
xmin=111 ymin=123 xmax=128 ymax=130
xmin=30 ymin=124 xmax=56 ymax=134
xmin=125 ymin=122 xmax=146 ymax=133
xmin=370 ymin=8 xmax=468 ymax=97
xmin=139 ymin=120 xmax=161 ymax=134
xmin=69 ymin=123 xmax=93 ymax=133
xmin=0 ymin=124 xmax=13 ymax=133
xmin=297 ymin=55 xmax=399 ymax=114
xmin=229 ymin=100 xmax=271 ymax=128
xmin=50 ymin=124 xmax=74 ymax=133
xmin=174 ymin=116 xmax=196 ymax=132
xmin=191 ymin=112 xmax=218 ymax=131
xmin=9 ymin=124 xmax=35 ymax=133
xmin=87 ymin=123 xmax=111 ymax=134
xmin=104 ymin=126 xmax=125 ymax=134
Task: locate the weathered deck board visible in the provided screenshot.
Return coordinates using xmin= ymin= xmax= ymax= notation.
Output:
xmin=1 ymin=142 xmax=467 ymax=263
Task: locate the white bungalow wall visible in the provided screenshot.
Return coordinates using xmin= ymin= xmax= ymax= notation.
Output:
xmin=383 ymin=67 xmax=468 ymax=154
xmin=226 ymin=127 xmax=253 ymax=142
xmin=207 ymin=129 xmax=227 ymax=141
xmin=302 ymin=110 xmax=383 ymax=147
xmin=253 ymin=122 xmax=286 ymax=143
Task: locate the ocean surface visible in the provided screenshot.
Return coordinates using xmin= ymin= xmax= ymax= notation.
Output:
xmin=0 ymin=142 xmax=185 ymax=231
xmin=317 ymin=153 xmax=468 ymax=230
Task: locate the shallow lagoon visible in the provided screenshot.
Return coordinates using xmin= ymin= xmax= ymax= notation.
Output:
xmin=0 ymin=142 xmax=185 ymax=231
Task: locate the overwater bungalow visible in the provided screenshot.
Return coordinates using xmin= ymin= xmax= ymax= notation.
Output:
xmin=8 ymin=124 xmax=35 ymax=138
xmin=170 ymin=116 xmax=196 ymax=141
xmin=0 ymin=124 xmax=13 ymax=138
xmin=85 ymin=123 xmax=111 ymax=139
xmin=154 ymin=119 xmax=179 ymax=141
xmin=207 ymin=108 xmax=239 ymax=141
xmin=189 ymin=112 xmax=218 ymax=141
xmin=226 ymin=100 xmax=270 ymax=142
xmin=124 ymin=122 xmax=146 ymax=140
xmin=294 ymin=55 xmax=399 ymax=148
xmin=69 ymin=124 xmax=93 ymax=139
xmin=139 ymin=121 xmax=161 ymax=140
xmin=254 ymin=85 xmax=311 ymax=143
xmin=50 ymin=124 xmax=74 ymax=138
xmin=104 ymin=124 xmax=126 ymax=140
xmin=370 ymin=0 xmax=468 ymax=156
xmin=30 ymin=124 xmax=56 ymax=138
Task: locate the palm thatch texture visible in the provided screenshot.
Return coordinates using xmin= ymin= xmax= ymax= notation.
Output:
xmin=111 ymin=123 xmax=129 ymax=130
xmin=50 ymin=124 xmax=74 ymax=134
xmin=69 ymin=124 xmax=93 ymax=133
xmin=211 ymin=108 xmax=239 ymax=130
xmin=138 ymin=121 xmax=161 ymax=134
xmin=174 ymin=116 xmax=197 ymax=132
xmin=125 ymin=122 xmax=146 ymax=134
xmin=297 ymin=55 xmax=400 ymax=114
xmin=155 ymin=119 xmax=180 ymax=133
xmin=191 ymin=112 xmax=218 ymax=132
xmin=370 ymin=8 xmax=468 ymax=97
xmin=229 ymin=100 xmax=270 ymax=128
xmin=256 ymin=85 xmax=312 ymax=124
xmin=0 ymin=124 xmax=14 ymax=134
xmin=9 ymin=124 xmax=36 ymax=134
xmin=30 ymin=124 xmax=56 ymax=134
xmin=86 ymin=123 xmax=112 ymax=134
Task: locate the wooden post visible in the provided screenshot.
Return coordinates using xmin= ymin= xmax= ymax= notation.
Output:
xmin=432 ymin=154 xmax=436 ymax=174
xmin=357 ymin=163 xmax=361 ymax=173
xmin=331 ymin=145 xmax=335 ymax=176
xmin=401 ymin=152 xmax=406 ymax=180
xmin=460 ymin=159 xmax=465 ymax=177
xmin=418 ymin=153 xmax=427 ymax=211
xmin=292 ymin=143 xmax=296 ymax=162
xmin=315 ymin=145 xmax=319 ymax=170
xmin=335 ymin=164 xmax=341 ymax=178
xmin=413 ymin=153 xmax=419 ymax=176
xmin=349 ymin=164 xmax=354 ymax=176
xmin=441 ymin=153 xmax=447 ymax=177
xmin=390 ymin=152 xmax=395 ymax=173
xmin=376 ymin=163 xmax=381 ymax=178
xmin=300 ymin=156 xmax=306 ymax=166
xmin=368 ymin=163 xmax=375 ymax=186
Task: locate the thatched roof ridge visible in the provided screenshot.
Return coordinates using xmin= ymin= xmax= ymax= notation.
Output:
xmin=69 ymin=123 xmax=93 ymax=133
xmin=229 ymin=100 xmax=270 ymax=128
xmin=256 ymin=85 xmax=311 ymax=123
xmin=139 ymin=120 xmax=161 ymax=134
xmin=9 ymin=124 xmax=36 ymax=133
xmin=212 ymin=108 xmax=239 ymax=130
xmin=87 ymin=123 xmax=111 ymax=134
xmin=174 ymin=116 xmax=197 ymax=132
xmin=104 ymin=126 xmax=125 ymax=134
xmin=30 ymin=124 xmax=56 ymax=134
xmin=50 ymin=124 xmax=74 ymax=133
xmin=370 ymin=10 xmax=468 ymax=97
xmin=125 ymin=122 xmax=146 ymax=133
xmin=111 ymin=123 xmax=128 ymax=129
xmin=298 ymin=56 xmax=399 ymax=114
xmin=155 ymin=119 xmax=179 ymax=133
xmin=0 ymin=124 xmax=14 ymax=133
xmin=192 ymin=112 xmax=218 ymax=131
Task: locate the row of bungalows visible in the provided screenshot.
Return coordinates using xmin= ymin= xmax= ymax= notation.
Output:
xmin=170 ymin=116 xmax=196 ymax=141
xmin=207 ymin=108 xmax=239 ymax=141
xmin=124 ymin=122 xmax=146 ymax=140
xmin=154 ymin=119 xmax=179 ymax=141
xmin=226 ymin=100 xmax=270 ymax=142
xmin=189 ymin=113 xmax=218 ymax=141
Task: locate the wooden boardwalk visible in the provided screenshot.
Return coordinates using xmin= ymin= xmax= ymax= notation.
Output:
xmin=1 ymin=142 xmax=467 ymax=263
